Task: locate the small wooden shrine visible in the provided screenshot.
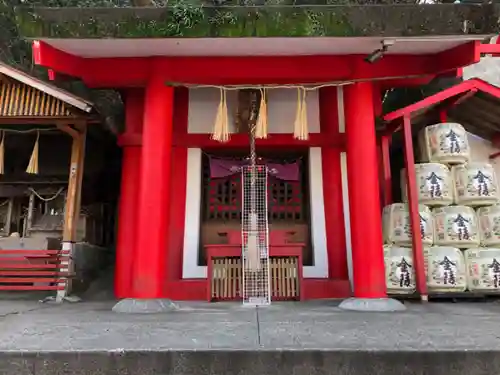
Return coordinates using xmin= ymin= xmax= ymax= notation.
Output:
xmin=0 ymin=62 xmax=112 ymax=299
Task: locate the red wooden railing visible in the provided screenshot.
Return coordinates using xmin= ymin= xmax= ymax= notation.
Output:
xmin=0 ymin=249 xmax=71 ymax=291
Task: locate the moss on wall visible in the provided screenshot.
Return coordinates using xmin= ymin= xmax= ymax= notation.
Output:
xmin=15 ymin=3 xmax=500 ymax=39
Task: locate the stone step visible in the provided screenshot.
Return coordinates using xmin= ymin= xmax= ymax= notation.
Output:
xmin=1 ymin=349 xmax=498 ymax=375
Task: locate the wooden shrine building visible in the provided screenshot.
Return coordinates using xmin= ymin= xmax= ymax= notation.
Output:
xmin=0 ymin=62 xmax=114 ymax=300
xmin=14 ymin=2 xmax=500 ymax=310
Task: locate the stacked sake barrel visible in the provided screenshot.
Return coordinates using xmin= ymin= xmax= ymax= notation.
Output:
xmin=383 ymin=122 xmax=500 ymax=295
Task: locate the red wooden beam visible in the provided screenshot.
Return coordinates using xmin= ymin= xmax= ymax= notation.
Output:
xmin=349 ymin=55 xmax=435 ymax=82
xmin=48 ymin=69 xmax=56 ymax=81
xmin=380 ymin=134 xmax=392 ymax=207
xmin=489 ymin=151 xmax=500 ymax=160
xmin=435 ymin=41 xmax=480 ymax=74
xmin=402 ymin=115 xmax=428 ymax=301
xmin=435 ymin=88 xmax=477 ymax=124
xmin=451 ymin=89 xmax=477 ymax=106
xmin=0 ymin=250 xmax=69 ymax=255
xmin=382 ymin=122 xmax=402 ymax=137
xmin=85 ymin=55 xmax=438 ymax=87
xmin=32 ymin=40 xmax=83 ymax=79
xmin=173 ymin=133 xmax=345 ymax=149
xmin=383 ymin=78 xmax=500 ymax=122
xmin=33 ymin=40 xmax=448 ymax=87
xmin=373 ymin=83 xmax=383 ymax=117
xmin=0 ymin=286 xmax=65 ymax=291
xmin=479 ymin=43 xmax=500 ymax=56
xmin=378 ymin=75 xmax=436 ymax=90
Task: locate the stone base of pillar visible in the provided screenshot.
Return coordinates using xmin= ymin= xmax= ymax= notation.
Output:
xmin=112 ymin=298 xmax=178 ymax=314
xmin=339 ymin=298 xmax=406 ymax=312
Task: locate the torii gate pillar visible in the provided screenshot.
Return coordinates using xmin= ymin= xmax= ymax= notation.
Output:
xmin=339 ymin=82 xmax=405 ymax=312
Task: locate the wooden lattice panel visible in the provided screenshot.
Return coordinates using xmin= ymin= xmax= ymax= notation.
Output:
xmin=202 ymin=157 xmax=305 ymax=223
xmin=269 ymin=179 xmax=304 ymax=222
xmin=211 ymin=257 xmax=242 ymax=300
xmin=210 ymin=256 xmax=300 ymax=301
xmin=271 ymin=257 xmax=299 ymax=298
xmin=204 ymin=173 xmax=241 ymax=221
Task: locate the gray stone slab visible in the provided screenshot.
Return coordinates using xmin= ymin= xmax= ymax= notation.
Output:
xmin=1 ymin=350 xmax=500 ymax=375
xmin=338 ymin=297 xmax=406 ymax=312
xmin=112 ymin=298 xmax=178 ymax=314
xmin=0 ymin=302 xmax=259 ymax=351
xmin=256 ymin=301 xmax=500 ymax=350
xmin=0 ymin=299 xmax=500 ymax=353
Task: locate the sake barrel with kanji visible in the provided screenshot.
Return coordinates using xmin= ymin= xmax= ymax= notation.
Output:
xmin=478 ymin=204 xmax=500 ymax=247
xmin=383 ymin=245 xmax=416 ymax=294
xmin=382 ymin=203 xmax=433 ymax=246
xmin=418 ymin=122 xmax=470 ymax=165
xmin=464 ymin=248 xmax=500 ymax=293
xmin=433 ymin=205 xmax=479 ymax=248
xmin=401 ymin=163 xmax=453 ymax=206
xmin=452 ymin=162 xmax=499 ymax=206
xmin=424 ymin=246 xmax=467 ymax=292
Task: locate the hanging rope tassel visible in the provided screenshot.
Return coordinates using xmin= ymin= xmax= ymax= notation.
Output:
xmin=211 ymin=88 xmax=230 ymax=143
xmin=293 ymin=88 xmax=309 ymax=141
xmin=293 ymin=88 xmax=302 ymax=140
xmin=255 ymin=88 xmax=268 ymax=139
xmin=300 ymin=88 xmax=309 ymax=140
xmin=26 ymin=131 xmax=39 ymax=174
xmin=0 ymin=131 xmax=4 ymax=175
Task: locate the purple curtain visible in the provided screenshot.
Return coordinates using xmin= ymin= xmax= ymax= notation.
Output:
xmin=209 ymin=158 xmax=247 ymax=179
xmin=209 ymin=157 xmax=300 ymax=181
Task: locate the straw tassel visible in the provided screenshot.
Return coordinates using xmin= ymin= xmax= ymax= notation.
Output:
xmin=293 ymin=88 xmax=309 ymax=141
xmin=255 ymin=88 xmax=268 ymax=139
xmin=26 ymin=131 xmax=39 ymax=174
xmin=211 ymin=88 xmax=230 ymax=143
xmin=0 ymin=131 xmax=4 ymax=175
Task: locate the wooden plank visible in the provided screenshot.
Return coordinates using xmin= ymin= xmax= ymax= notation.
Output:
xmin=0 ymin=264 xmax=59 ymax=269
xmin=0 ymin=250 xmax=69 ymax=255
xmin=0 ymin=285 xmax=65 ymax=291
xmin=24 ymin=192 xmax=35 ymax=237
xmin=58 ymin=122 xmax=87 ymax=301
xmin=62 ymin=124 xmax=86 ymax=241
xmin=0 ymin=278 xmax=64 ymax=283
xmin=4 ymin=198 xmax=13 ymax=235
xmin=0 ymin=256 xmax=69 ymax=262
xmin=0 ymin=271 xmax=72 ymax=276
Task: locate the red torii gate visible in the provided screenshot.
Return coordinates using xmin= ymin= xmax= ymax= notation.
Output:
xmin=382 ymin=77 xmax=500 ymax=301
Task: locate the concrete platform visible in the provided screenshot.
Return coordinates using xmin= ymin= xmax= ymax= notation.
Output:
xmin=0 ymin=299 xmax=500 ymax=374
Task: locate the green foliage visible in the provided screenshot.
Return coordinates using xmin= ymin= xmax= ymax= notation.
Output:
xmin=0 ymin=1 xmax=29 ymax=70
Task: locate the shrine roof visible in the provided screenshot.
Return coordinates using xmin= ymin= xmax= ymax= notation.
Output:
xmin=0 ymin=61 xmax=122 ymax=134
xmin=383 ymin=78 xmax=500 ymax=142
xmin=0 ymin=62 xmax=93 ymax=114
xmin=15 ymin=3 xmax=500 ymax=40
xmin=32 ymin=35 xmax=489 ymax=59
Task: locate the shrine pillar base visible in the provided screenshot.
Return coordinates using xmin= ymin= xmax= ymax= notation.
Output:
xmin=339 ymin=297 xmax=405 ymax=312
xmin=339 ymin=82 xmax=404 ymax=312
xmin=112 ymin=298 xmax=178 ymax=314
